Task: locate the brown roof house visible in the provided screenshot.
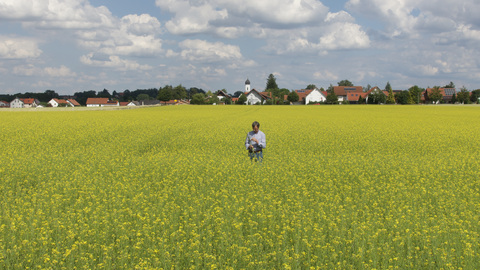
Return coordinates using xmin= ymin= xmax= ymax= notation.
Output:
xmin=422 ymin=88 xmax=456 ymax=104
xmin=86 ymin=98 xmax=119 ymax=107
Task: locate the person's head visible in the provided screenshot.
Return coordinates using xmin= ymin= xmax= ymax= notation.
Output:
xmin=252 ymin=121 xmax=260 ymax=133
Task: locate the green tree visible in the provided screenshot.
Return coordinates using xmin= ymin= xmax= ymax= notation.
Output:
xmin=327 ymin=84 xmax=334 ymax=93
xmin=337 ymin=80 xmax=353 ymax=86
xmin=367 ymin=89 xmax=386 ymax=104
xmin=385 ymin=82 xmax=395 ymax=104
xmin=428 ymin=86 xmax=443 ymax=104
xmin=287 ymin=91 xmax=299 ymax=103
xmin=137 ymin=94 xmax=150 ymax=101
xmin=451 ymin=92 xmax=457 ymax=104
xmin=190 ymin=93 xmax=205 ymax=104
xmin=173 ymin=84 xmax=187 ymax=100
xmin=444 ymin=81 xmax=455 ymax=88
xmin=306 ymin=84 xmax=316 ymax=90
xmin=236 ymin=94 xmax=247 ymax=105
xmin=157 ymin=87 xmax=172 ymax=104
xmin=396 ymin=91 xmax=411 ymax=105
xmin=265 ymin=74 xmax=279 ymax=91
xmin=456 ymin=87 xmax=470 ymax=104
xmin=408 ymin=85 xmax=423 ymax=104
xmin=326 ymin=91 xmax=339 ymax=104
xmin=470 ymin=89 xmax=480 ymax=103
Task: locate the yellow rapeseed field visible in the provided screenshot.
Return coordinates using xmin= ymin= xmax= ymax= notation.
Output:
xmin=1 ymin=105 xmax=479 ymax=269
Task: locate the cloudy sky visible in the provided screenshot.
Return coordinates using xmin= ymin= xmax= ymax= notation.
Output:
xmin=1 ymin=0 xmax=479 ymax=95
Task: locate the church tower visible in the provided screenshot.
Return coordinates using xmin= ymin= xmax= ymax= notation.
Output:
xmin=245 ymin=78 xmax=251 ymax=92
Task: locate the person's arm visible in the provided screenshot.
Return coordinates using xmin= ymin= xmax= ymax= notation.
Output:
xmin=245 ymin=133 xmax=251 ymax=149
xmin=258 ymin=132 xmax=266 ymax=149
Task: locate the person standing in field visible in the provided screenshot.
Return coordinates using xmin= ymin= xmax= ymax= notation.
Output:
xmin=245 ymin=121 xmax=266 ymax=163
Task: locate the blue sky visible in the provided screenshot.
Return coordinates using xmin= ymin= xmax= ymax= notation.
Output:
xmin=1 ymin=0 xmax=479 ymax=95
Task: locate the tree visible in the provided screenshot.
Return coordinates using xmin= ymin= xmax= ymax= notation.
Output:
xmin=456 ymin=86 xmax=470 ymax=104
xmin=287 ymin=91 xmax=299 ymax=103
xmin=363 ymin=84 xmax=372 ymax=92
xmin=337 ymin=79 xmax=353 ymax=86
xmin=306 ymin=84 xmax=316 ymax=90
xmin=428 ymin=86 xmax=443 ymax=104
xmin=358 ymin=95 xmax=365 ymax=104
xmin=396 ymin=91 xmax=411 ymax=105
xmin=173 ymin=84 xmax=187 ymax=100
xmin=327 ymin=84 xmax=334 ymax=93
xmin=137 ymin=94 xmax=150 ymax=101
xmin=190 ymin=93 xmax=205 ymax=104
xmin=385 ymin=82 xmax=395 ymax=104
xmin=444 ymin=81 xmax=455 ymax=88
xmin=98 ymin=89 xmax=111 ymax=98
xmin=408 ymin=85 xmax=423 ymax=104
xmin=236 ymin=94 xmax=247 ymax=105
xmin=451 ymin=92 xmax=457 ymax=104
xmin=367 ymin=89 xmax=386 ymax=104
xmin=470 ymin=89 xmax=480 ymax=103
xmin=157 ymin=87 xmax=172 ymax=104
xmin=265 ymin=74 xmax=279 ymax=91
xmin=326 ymin=91 xmax=339 ymax=104
xmin=233 ymin=91 xmax=244 ymax=98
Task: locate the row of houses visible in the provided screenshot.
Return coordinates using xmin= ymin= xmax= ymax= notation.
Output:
xmin=0 ymin=97 xmax=190 ymax=108
xmin=234 ymin=85 xmax=462 ymax=105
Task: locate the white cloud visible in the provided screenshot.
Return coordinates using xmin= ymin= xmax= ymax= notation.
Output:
xmin=156 ymin=0 xmax=328 ymax=35
xmin=317 ymin=21 xmax=370 ymax=50
xmin=179 ymin=39 xmax=242 ymax=62
xmin=80 ymin=53 xmax=153 ymax=71
xmin=13 ymin=64 xmax=76 ymax=77
xmin=0 ymin=36 xmax=42 ymax=59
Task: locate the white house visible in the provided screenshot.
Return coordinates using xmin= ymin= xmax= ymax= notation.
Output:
xmin=245 ymin=89 xmax=271 ymax=105
xmin=67 ymin=99 xmax=81 ymax=107
xmin=0 ymin=101 xmax=9 ymax=107
xmin=48 ymin=98 xmax=68 ymax=107
xmin=306 ymin=88 xmax=327 ymax=104
xmin=10 ymin=98 xmax=39 ymax=108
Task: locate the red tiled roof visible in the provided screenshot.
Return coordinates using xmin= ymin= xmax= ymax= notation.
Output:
xmin=86 ymin=98 xmax=109 ymax=104
xmin=53 ymin=98 xmax=68 ymax=104
xmin=333 ymin=86 xmax=363 ymax=96
xmin=20 ymin=98 xmax=36 ymax=104
xmin=67 ymin=99 xmax=81 ymax=106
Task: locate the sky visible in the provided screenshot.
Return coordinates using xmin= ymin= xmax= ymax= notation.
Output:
xmin=1 ymin=0 xmax=479 ymax=95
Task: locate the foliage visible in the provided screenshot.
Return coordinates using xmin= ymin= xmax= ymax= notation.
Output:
xmin=287 ymin=91 xmax=299 ymax=103
xmin=136 ymin=94 xmax=151 ymax=101
xmin=367 ymin=89 xmax=386 ymax=104
xmin=408 ymin=85 xmax=423 ymax=104
xmin=470 ymin=89 xmax=480 ymax=103
xmin=157 ymin=86 xmax=172 ymax=103
xmin=190 ymin=93 xmax=206 ymax=104
xmin=236 ymin=94 xmax=247 ymax=105
xmin=265 ymin=74 xmax=279 ymax=91
xmin=385 ymin=82 xmax=395 ymax=104
xmin=444 ymin=81 xmax=455 ymax=88
xmin=456 ymin=87 xmax=470 ymax=104
xmin=326 ymin=91 xmax=339 ymax=104
xmin=337 ymin=79 xmax=353 ymax=86
xmin=306 ymin=84 xmax=316 ymax=90
xmin=1 ymin=106 xmax=480 ymax=269
xmin=396 ymin=90 xmax=412 ymax=105
xmin=428 ymin=86 xmax=443 ymax=104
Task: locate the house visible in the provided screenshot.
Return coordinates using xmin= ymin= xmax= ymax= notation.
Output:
xmin=140 ymin=100 xmax=161 ymax=106
xmin=216 ymin=90 xmax=231 ymax=101
xmin=421 ymin=88 xmax=456 ymax=104
xmin=67 ymin=99 xmax=81 ymax=107
xmin=245 ymin=89 xmax=271 ymax=105
xmin=10 ymin=98 xmax=40 ymax=108
xmin=0 ymin=101 xmax=9 ymax=108
xmin=86 ymin=98 xmax=119 ymax=107
xmin=333 ymin=86 xmax=365 ymax=103
xmin=289 ymin=89 xmax=328 ymax=104
xmin=48 ymin=98 xmax=68 ymax=107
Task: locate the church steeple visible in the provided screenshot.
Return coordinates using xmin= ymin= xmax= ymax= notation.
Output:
xmin=245 ymin=78 xmax=251 ymax=92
